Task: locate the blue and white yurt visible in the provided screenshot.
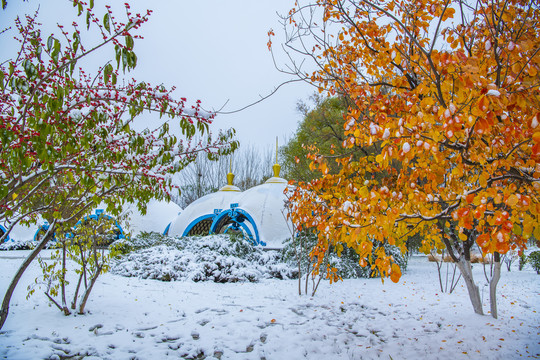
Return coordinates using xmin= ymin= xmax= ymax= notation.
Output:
xmin=168 ymin=159 xmax=291 ymax=248
xmin=233 ymin=163 xmax=291 ymax=248
xmin=0 ymin=222 xmax=35 ymax=243
xmin=168 ymin=172 xmax=242 ymax=238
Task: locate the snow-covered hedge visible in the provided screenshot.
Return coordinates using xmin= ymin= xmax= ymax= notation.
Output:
xmin=111 ymin=232 xmax=408 ymax=283
xmin=0 ymin=239 xmax=59 ymax=251
xmin=0 ymin=240 xmax=37 ymax=251
xmin=110 ymin=233 xmax=296 ymax=283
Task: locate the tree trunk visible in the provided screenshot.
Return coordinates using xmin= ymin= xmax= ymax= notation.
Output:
xmin=77 ymin=266 xmax=102 ymax=315
xmin=298 ymin=259 xmax=301 ymax=296
xmin=490 ymin=253 xmax=501 ymax=319
xmin=60 ymin=241 xmax=70 ymax=315
xmin=0 ymin=222 xmax=56 ymax=330
xmin=71 ymin=271 xmax=84 ymax=310
xmin=455 ymin=258 xmax=484 ymax=315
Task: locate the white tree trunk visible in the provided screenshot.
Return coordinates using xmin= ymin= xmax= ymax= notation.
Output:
xmin=490 ymin=260 xmax=501 ymax=319
xmin=456 ymin=258 xmax=484 ymax=315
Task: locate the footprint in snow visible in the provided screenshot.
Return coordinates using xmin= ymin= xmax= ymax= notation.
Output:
xmin=210 ymin=308 xmax=229 ymax=315
xmin=198 ymin=319 xmax=210 ymax=326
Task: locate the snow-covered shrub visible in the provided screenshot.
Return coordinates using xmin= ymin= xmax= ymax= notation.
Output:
xmin=0 ymin=240 xmax=36 ymax=251
xmin=0 ymin=239 xmax=59 ymax=251
xmin=111 ymin=234 xmax=296 ymax=283
xmin=109 ymin=231 xmax=167 ymax=254
xmin=281 ymin=235 xmax=407 ymax=279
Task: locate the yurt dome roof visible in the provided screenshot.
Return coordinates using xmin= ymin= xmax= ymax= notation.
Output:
xmin=167 ymin=144 xmax=293 ymax=248
xmin=168 ymin=171 xmax=241 ymax=238
xmin=233 ymin=162 xmax=291 ymax=248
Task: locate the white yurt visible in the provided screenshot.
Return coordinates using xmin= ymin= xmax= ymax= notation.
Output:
xmin=167 ymin=172 xmax=242 ymax=237
xmin=167 ymin=153 xmax=292 ymax=248
xmin=123 ymin=200 xmax=182 ymax=236
xmin=0 ymin=222 xmax=36 ymax=242
xmin=232 ymin=163 xmax=291 ymax=248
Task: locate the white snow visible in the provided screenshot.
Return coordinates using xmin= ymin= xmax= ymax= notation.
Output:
xmin=486 ymin=89 xmax=501 ymax=97
xmin=369 ymin=122 xmax=380 ymax=135
xmin=532 ymin=116 xmax=538 ymax=129
xmin=0 ymin=251 xmax=538 ymax=359
xmin=403 ymin=142 xmax=411 ymax=153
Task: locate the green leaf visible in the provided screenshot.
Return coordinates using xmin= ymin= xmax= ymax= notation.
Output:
xmin=89 ymin=0 xmax=94 ymax=9
xmin=73 ymin=32 xmax=80 ymax=54
xmin=104 ymin=63 xmax=112 ymax=83
xmin=36 ymin=45 xmax=42 ymax=61
xmin=115 ymin=45 xmax=121 ymax=68
xmin=513 ymin=223 xmax=522 ymax=236
xmin=47 ymin=35 xmax=54 ymax=52
xmin=23 ymin=60 xmax=37 ymax=79
xmin=125 ymin=35 xmax=134 ymax=50
xmin=54 ymin=39 xmax=61 ymax=53
xmin=70 ymin=61 xmax=75 ymax=76
xmin=121 ymin=48 xmax=127 ymax=72
xmin=51 ymin=39 xmax=61 ymax=63
xmin=103 ymin=13 xmax=111 ymax=33
xmin=56 ymin=86 xmax=64 ymax=102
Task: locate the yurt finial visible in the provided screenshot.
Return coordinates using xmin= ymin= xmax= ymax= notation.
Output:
xmin=227 ymin=156 xmax=234 ymax=186
xmin=272 ymin=137 xmax=281 ymax=178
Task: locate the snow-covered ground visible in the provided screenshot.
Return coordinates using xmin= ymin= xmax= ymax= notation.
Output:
xmin=0 ymin=251 xmax=538 ymax=359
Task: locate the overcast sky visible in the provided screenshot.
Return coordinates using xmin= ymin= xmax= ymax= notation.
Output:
xmin=1 ymin=0 xmax=315 ymax=150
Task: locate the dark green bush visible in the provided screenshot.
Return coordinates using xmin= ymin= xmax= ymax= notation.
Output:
xmin=528 ymin=251 xmax=540 ymax=274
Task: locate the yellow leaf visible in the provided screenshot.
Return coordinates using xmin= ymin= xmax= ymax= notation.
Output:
xmin=12 ymin=193 xmax=17 ymax=200
xmin=479 ymin=174 xmax=488 ymax=188
xmin=394 ymin=52 xmax=401 ymax=65
xmin=534 ymin=226 xmax=540 ymax=240
xmin=390 ymin=263 xmax=401 ymax=283
xmin=506 ymin=194 xmax=519 ymax=207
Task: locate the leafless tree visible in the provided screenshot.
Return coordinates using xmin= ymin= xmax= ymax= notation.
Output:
xmin=173 ymin=144 xmax=278 ymax=208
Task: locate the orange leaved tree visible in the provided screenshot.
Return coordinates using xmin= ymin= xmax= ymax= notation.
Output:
xmin=275 ymin=0 xmax=540 ymax=318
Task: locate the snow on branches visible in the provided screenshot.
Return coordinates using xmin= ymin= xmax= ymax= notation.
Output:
xmin=0 ymin=0 xmax=238 ymax=238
